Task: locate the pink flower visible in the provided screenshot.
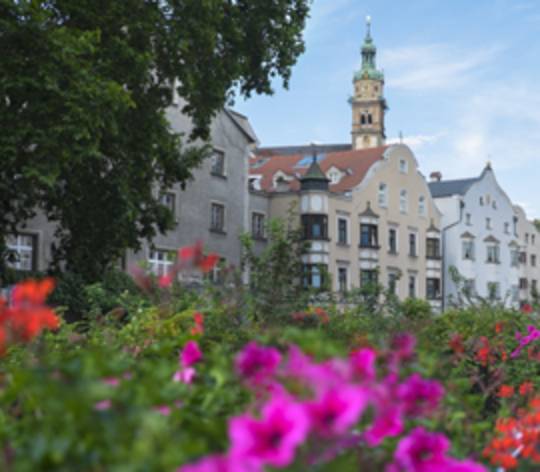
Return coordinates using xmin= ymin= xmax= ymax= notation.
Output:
xmin=153 ymin=405 xmax=172 ymax=416
xmin=511 ymin=325 xmax=540 ymax=358
xmin=386 ymin=427 xmax=486 ymax=472
xmin=173 ymin=367 xmax=196 ymax=384
xmin=102 ymin=377 xmax=120 ymax=387
xmin=305 ymin=385 xmax=369 ymax=436
xmin=181 ymin=341 xmax=202 ymax=368
xmin=229 ymin=396 xmax=310 ymax=467
xmin=349 ymin=347 xmax=376 ymax=381
xmin=397 ymin=374 xmax=444 ymax=417
xmin=235 ymin=342 xmax=281 ymax=383
xmin=159 ymin=274 xmax=173 ymax=288
xmin=94 ymin=399 xmax=112 ymax=411
xmin=364 ymin=404 xmax=403 ymax=446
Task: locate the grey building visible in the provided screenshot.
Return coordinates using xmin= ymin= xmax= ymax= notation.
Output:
xmin=5 ymin=105 xmax=258 ymax=279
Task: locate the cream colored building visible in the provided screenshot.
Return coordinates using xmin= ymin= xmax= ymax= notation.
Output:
xmin=249 ymin=144 xmax=443 ymax=311
xmin=514 ymin=205 xmax=540 ymax=303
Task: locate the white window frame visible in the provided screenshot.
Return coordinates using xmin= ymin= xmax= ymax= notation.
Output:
xmin=462 ymin=240 xmax=475 ymax=260
xmin=418 ymin=196 xmax=426 ymax=216
xmin=210 ymin=202 xmax=226 ymax=233
xmin=251 ymin=212 xmax=266 ymax=239
xmin=337 ymin=266 xmax=348 ymax=293
xmin=400 ymin=189 xmax=408 ymax=214
xmin=337 ymin=216 xmax=349 ymax=245
xmin=388 ymin=227 xmax=399 ymax=254
xmin=148 ymin=248 xmax=175 ymax=276
xmin=6 ymin=233 xmax=36 ymax=271
xmin=399 ymin=158 xmax=408 ymax=174
xmin=210 ymin=148 xmax=226 ymax=177
xmin=378 ymin=182 xmax=388 ymax=208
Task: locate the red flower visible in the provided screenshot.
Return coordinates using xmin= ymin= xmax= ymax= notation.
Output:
xmin=522 ymin=303 xmax=534 ymax=314
xmin=190 ymin=312 xmax=204 ymax=335
xmin=498 ymin=385 xmax=515 ymax=398
xmin=448 ymin=333 xmax=465 ymax=354
xmin=519 ymin=381 xmax=534 ymax=396
xmin=495 ymin=322 xmax=504 ymax=334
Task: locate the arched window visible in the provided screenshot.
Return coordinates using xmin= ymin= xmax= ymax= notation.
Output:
xmin=360 ymin=114 xmax=366 ymax=125
xmin=367 ymin=114 xmax=373 ymax=124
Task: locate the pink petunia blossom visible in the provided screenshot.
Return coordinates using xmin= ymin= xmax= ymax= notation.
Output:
xmin=511 ymin=325 xmax=540 ymax=358
xmin=364 ymin=404 xmax=403 ymax=446
xmin=235 ymin=342 xmax=281 ymax=383
xmin=173 ymin=367 xmax=196 ymax=384
xmin=386 ymin=427 xmax=487 ymax=472
xmin=349 ymin=347 xmax=377 ymax=381
xmin=229 ymin=396 xmax=310 ymax=467
xmin=397 ymin=373 xmax=444 ymax=417
xmin=181 ymin=341 xmax=203 ymax=368
xmin=94 ymin=399 xmax=112 ymax=411
xmin=304 ymin=385 xmax=369 ymax=436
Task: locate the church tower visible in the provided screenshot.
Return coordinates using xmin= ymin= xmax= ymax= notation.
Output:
xmin=351 ymin=16 xmax=387 ymax=150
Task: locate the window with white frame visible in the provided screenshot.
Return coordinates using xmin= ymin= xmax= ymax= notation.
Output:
xmin=210 ymin=203 xmax=225 ymax=232
xmin=462 ymin=240 xmax=475 ymax=260
xmin=159 ymin=192 xmax=176 ymax=214
xmin=6 ymin=234 xmax=36 ymax=271
xmin=251 ymin=212 xmax=266 ymax=239
xmin=408 ymin=233 xmax=417 ymax=257
xmin=210 ymin=149 xmax=226 ymax=176
xmin=504 ymin=222 xmax=510 ymax=234
xmin=486 ymin=244 xmax=500 ymax=264
xmin=465 ymin=213 xmax=472 ymax=226
xmin=338 ymin=267 xmax=348 ymax=293
xmin=148 ymin=249 xmax=174 ymax=276
xmin=337 ymin=217 xmax=348 ymax=245
xmin=408 ymin=274 xmax=416 ymax=298
xmin=487 ymin=281 xmax=500 ymax=300
xmin=399 ymin=159 xmax=408 ymax=173
xmin=418 ymin=196 xmax=426 ymax=216
xmin=388 ymin=272 xmax=399 ymax=295
xmin=378 ymin=183 xmax=388 ymax=207
xmin=511 ymin=249 xmax=520 ymax=267
xmin=399 ymin=190 xmax=408 ymax=214
xmin=486 ymin=218 xmax=492 ymax=230
xmin=209 ymin=257 xmax=227 ymax=284
xmin=388 ymin=228 xmax=398 ymax=254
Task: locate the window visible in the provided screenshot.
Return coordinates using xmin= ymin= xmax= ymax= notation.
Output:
xmin=465 ymin=213 xmax=472 ymax=226
xmin=208 ymin=257 xmax=227 ymax=284
xmin=426 ymin=238 xmax=441 ymax=259
xmin=148 ymin=249 xmax=174 ymax=276
xmin=388 ymin=272 xmax=399 ymax=295
xmin=532 ymin=255 xmax=537 ymax=267
xmin=378 ymin=183 xmax=388 ymax=207
xmin=303 ymin=264 xmax=326 ymax=289
xmin=533 ymin=280 xmax=538 ymax=294
xmin=486 ymin=218 xmax=492 ymax=230
xmin=526 ymin=233 xmax=530 ymax=244
xmin=418 ymin=196 xmax=426 ymax=216
xmin=519 ymin=252 xmax=527 ymax=264
xmin=486 ymin=245 xmax=500 ymax=264
xmin=211 ymin=149 xmax=226 ymax=176
xmin=400 ymin=190 xmax=408 ymax=214
xmin=464 ymin=279 xmax=476 ymax=297
xmin=328 ymin=171 xmax=341 ymax=184
xmin=487 ymin=282 xmax=501 ymax=300
xmin=388 ymin=228 xmax=398 ymax=254
xmin=337 ymin=218 xmax=348 ymax=245
xmin=251 ymin=213 xmax=265 ymax=239
xmin=6 ymin=234 xmax=36 ymax=271
xmin=408 ymin=233 xmax=417 ymax=257
xmin=426 ymin=278 xmax=441 ymax=300
xmin=399 ymin=159 xmax=408 ymax=173
xmin=504 ymin=222 xmax=510 ymax=234
xmin=408 ymin=275 xmax=416 ymax=298
xmin=360 ymin=224 xmax=378 ymax=248
xmin=360 ymin=270 xmax=378 ymax=287
xmin=159 ymin=192 xmax=176 ymax=215
xmin=302 ymin=214 xmax=328 ymax=240
xmin=462 ymin=240 xmax=475 ymax=260
xmin=532 ymin=235 xmax=536 ymax=245
xmin=519 ymin=278 xmax=529 ymax=290
xmin=492 ymin=200 xmax=497 ymax=209
xmin=210 ymin=203 xmax=225 ymax=232
xmin=511 ymin=249 xmax=520 ymax=267
xmin=338 ymin=267 xmax=348 ymax=293
xmin=480 ymin=197 xmax=484 ymax=206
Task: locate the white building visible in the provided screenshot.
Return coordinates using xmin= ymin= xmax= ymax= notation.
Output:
xmin=514 ymin=205 xmax=540 ymax=303
xmin=429 ymin=164 xmax=520 ymax=308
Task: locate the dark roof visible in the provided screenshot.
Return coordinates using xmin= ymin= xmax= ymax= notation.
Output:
xmin=428 ymin=177 xmax=478 ymax=198
xmin=300 ymin=158 xmax=329 ymax=191
xmin=484 ymin=235 xmax=500 ymax=243
xmin=224 ymin=109 xmax=258 ymax=143
xmin=460 ymin=231 xmax=475 ymax=239
xmin=257 ymin=143 xmax=352 ymax=157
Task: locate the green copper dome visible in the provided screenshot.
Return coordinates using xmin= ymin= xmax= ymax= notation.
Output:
xmin=353 ymin=17 xmax=384 ymax=82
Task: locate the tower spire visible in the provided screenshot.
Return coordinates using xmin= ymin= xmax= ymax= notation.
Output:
xmin=365 ymin=15 xmax=372 ymax=39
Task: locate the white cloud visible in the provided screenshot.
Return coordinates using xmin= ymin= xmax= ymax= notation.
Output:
xmin=381 ymin=43 xmax=503 ymax=90
xmin=387 ymin=133 xmax=444 ymax=150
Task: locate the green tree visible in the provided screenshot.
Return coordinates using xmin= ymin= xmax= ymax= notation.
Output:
xmin=0 ymin=0 xmax=311 ymax=281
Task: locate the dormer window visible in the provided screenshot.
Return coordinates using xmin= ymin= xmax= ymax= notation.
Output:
xmin=399 ymin=159 xmax=408 ymax=174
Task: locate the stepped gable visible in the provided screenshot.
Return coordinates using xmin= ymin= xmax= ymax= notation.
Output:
xmin=249 ymin=145 xmax=388 ymax=193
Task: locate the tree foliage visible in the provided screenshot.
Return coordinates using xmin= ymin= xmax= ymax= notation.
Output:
xmin=0 ymin=0 xmax=311 ymax=281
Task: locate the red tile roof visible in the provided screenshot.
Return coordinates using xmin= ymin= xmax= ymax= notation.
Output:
xmin=249 ymin=145 xmax=389 ymax=193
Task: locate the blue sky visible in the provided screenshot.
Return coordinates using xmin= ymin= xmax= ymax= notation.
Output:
xmin=236 ymin=0 xmax=540 ymax=219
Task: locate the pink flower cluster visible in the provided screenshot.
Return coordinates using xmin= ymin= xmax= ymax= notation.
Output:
xmin=173 ymin=341 xmax=202 ymax=384
xmin=511 ymin=325 xmax=540 ymax=358
xmin=179 ymin=337 xmax=485 ymax=472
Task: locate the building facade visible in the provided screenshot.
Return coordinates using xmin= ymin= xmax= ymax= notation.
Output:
xmin=514 ymin=205 xmax=540 ymax=303
xmin=6 ymin=106 xmax=258 ymax=278
xmin=428 ymin=165 xmax=522 ymax=308
xmin=249 ymin=144 xmax=443 ymax=311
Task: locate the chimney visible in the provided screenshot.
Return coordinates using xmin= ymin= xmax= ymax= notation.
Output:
xmin=430 ymin=171 xmax=442 ymax=182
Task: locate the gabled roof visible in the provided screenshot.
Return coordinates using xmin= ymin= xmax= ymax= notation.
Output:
xmin=224 ymin=109 xmax=258 ymax=144
xmin=428 ymin=177 xmax=479 ymax=198
xmin=484 ymin=235 xmax=500 ymax=243
xmin=249 ymin=146 xmax=388 ymax=193
xmin=257 ymin=143 xmax=352 ymax=157
xmin=359 ymin=201 xmax=379 ymax=218
xmin=460 ymin=231 xmax=475 ymax=239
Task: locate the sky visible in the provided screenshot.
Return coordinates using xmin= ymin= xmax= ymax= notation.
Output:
xmin=235 ymin=0 xmax=540 ymax=219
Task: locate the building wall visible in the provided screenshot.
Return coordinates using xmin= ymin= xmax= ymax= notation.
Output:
xmin=435 ymin=168 xmax=520 ymax=308
xmin=515 ymin=205 xmax=540 ymax=302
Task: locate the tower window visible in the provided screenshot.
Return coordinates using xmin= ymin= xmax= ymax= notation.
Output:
xmin=367 ymin=114 xmax=373 ymax=124
xmin=361 ymin=114 xmax=366 ymax=125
